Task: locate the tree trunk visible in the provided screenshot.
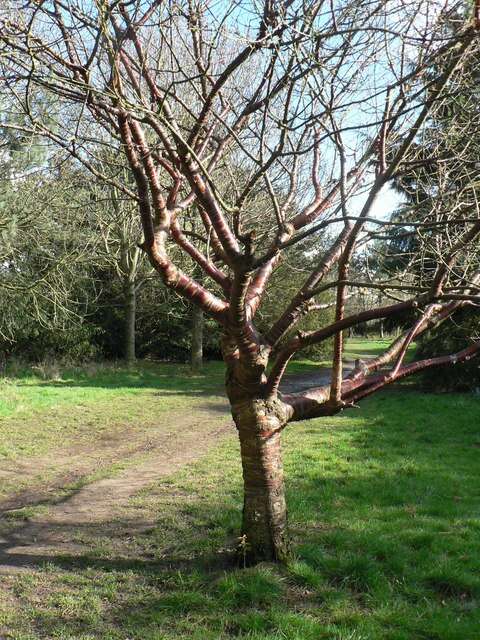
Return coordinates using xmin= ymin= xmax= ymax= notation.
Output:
xmin=191 ymin=305 xmax=203 ymax=372
xmin=232 ymin=399 xmax=289 ymax=565
xmin=125 ymin=281 xmax=136 ymax=365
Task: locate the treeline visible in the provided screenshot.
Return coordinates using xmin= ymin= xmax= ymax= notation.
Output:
xmin=0 ymin=154 xmax=218 ymax=365
xmin=0 ymin=135 xmax=339 ymax=367
xmin=1 ymin=25 xmax=479 ymax=394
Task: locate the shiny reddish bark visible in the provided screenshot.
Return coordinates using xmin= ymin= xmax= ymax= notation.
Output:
xmin=4 ymin=0 xmax=480 ymax=565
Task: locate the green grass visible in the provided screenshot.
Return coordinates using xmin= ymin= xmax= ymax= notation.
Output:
xmin=1 ymin=355 xmax=479 ymax=639
xmin=0 ymin=358 xmax=326 ymax=462
xmin=343 ymin=337 xmax=405 ymax=360
xmin=0 ymin=361 xmax=228 ymax=459
xmin=0 ymin=358 xmax=326 ymax=420
xmin=0 ymin=360 xmax=226 ymax=420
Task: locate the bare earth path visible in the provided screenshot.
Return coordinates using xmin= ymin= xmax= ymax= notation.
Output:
xmin=0 ymin=399 xmax=231 ymax=573
xmin=0 ymin=367 xmax=341 ymax=574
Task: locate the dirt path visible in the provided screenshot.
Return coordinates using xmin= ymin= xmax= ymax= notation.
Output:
xmin=0 ymin=397 xmax=229 ymax=512
xmin=280 ymin=361 xmax=354 ymax=394
xmin=0 ymin=399 xmax=231 ymax=573
xmin=0 ymin=366 xmax=342 ymax=574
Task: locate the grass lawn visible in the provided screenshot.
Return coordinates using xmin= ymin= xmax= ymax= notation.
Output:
xmin=343 ymin=337 xmax=412 ymax=361
xmin=0 ymin=358 xmax=326 ymax=421
xmin=0 ymin=360 xmax=226 ymax=420
xmin=1 ymin=359 xmax=480 ymax=639
xmin=0 ymin=360 xmax=233 ymax=461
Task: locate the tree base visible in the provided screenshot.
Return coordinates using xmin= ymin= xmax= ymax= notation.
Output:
xmin=236 ymin=532 xmax=290 ymax=567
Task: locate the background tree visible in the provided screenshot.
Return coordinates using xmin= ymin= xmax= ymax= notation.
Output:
xmin=89 ymin=158 xmax=153 ymax=365
xmin=377 ymin=2 xmax=480 ymax=389
xmin=0 ymin=118 xmax=99 ymax=364
xmin=1 ymin=0 xmax=480 ymax=564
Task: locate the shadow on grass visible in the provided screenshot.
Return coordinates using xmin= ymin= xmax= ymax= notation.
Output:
xmin=2 ymin=389 xmax=479 ymax=638
xmin=6 ymin=359 xmax=332 ymax=394
xmin=7 ymin=361 xmax=226 ymax=392
xmin=0 ymin=519 xmax=236 ymax=575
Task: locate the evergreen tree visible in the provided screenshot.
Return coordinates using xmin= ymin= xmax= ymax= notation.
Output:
xmin=379 ymin=5 xmax=480 ymax=389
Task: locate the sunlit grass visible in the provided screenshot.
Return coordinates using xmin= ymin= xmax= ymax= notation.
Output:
xmin=343 ymin=336 xmax=416 ymax=362
xmin=1 ymin=359 xmax=479 ymax=638
xmin=0 ymin=360 xmax=227 ymax=419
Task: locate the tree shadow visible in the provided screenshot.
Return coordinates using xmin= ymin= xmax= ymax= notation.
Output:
xmin=0 ymin=518 xmax=236 ymax=574
xmin=2 ymin=389 xmax=479 ymax=638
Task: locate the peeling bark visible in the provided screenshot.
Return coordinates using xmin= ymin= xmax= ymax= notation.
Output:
xmin=224 ymin=332 xmax=292 ymax=563
xmin=232 ymin=398 xmax=291 ymax=564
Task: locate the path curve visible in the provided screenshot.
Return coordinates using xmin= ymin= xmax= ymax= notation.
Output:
xmin=0 ymin=403 xmax=231 ymax=573
xmin=0 ymin=365 xmax=345 ymax=573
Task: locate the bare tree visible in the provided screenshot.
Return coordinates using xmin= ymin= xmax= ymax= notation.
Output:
xmin=1 ymin=0 xmax=480 ymax=563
